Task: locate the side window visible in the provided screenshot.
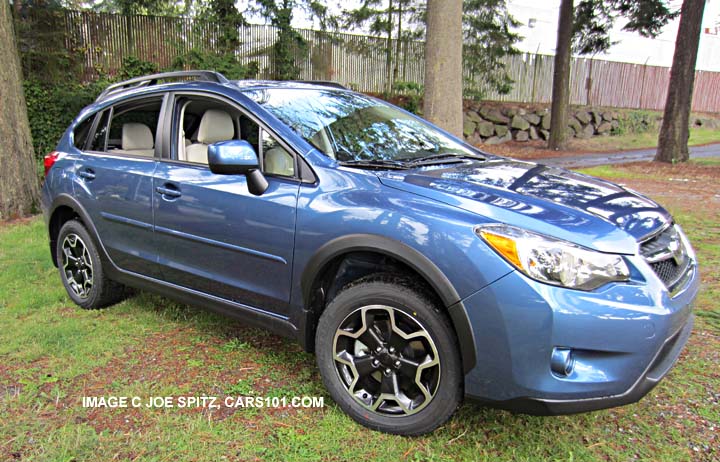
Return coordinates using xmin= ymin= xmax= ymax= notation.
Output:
xmin=179 ymin=99 xmax=239 ymax=165
xmin=172 ymin=95 xmax=295 ymax=178
xmin=106 ymin=98 xmax=162 ymax=157
xmin=262 ymin=129 xmax=295 ymax=177
xmin=88 ymin=110 xmax=110 ymax=152
xmin=73 ymin=116 xmax=95 ymax=150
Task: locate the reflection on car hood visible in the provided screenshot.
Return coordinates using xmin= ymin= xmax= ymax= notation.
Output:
xmin=375 ymin=158 xmax=671 ymax=254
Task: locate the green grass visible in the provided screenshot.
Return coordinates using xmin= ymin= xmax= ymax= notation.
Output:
xmin=575 ymin=165 xmax=649 ymax=180
xmin=1 ymin=165 xmax=719 ymax=461
xmin=578 ymin=157 xmax=720 ymax=180
xmin=690 ymin=157 xmax=720 ymax=166
xmin=570 ymin=127 xmax=720 ymax=152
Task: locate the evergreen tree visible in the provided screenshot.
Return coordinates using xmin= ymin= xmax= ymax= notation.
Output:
xmin=655 ymin=0 xmax=706 ymax=163
xmin=462 ymin=0 xmax=521 ymax=98
xmin=548 ymin=0 xmax=677 ymax=150
xmin=253 ymin=0 xmax=334 ymax=80
xmin=344 ymin=0 xmax=424 ymax=93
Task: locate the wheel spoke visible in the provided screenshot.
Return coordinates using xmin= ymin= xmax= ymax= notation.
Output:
xmin=385 ymin=330 xmax=407 ymax=352
xmin=82 ymin=270 xmax=93 ymax=290
xmin=396 ymin=357 xmax=420 ymax=379
xmin=63 ymin=247 xmax=78 ymax=265
xmin=358 ymin=328 xmax=383 ymax=352
xmin=353 ymin=355 xmax=376 ymax=378
xmin=81 ymin=249 xmax=93 ymax=270
xmin=380 ymin=371 xmax=399 ymax=395
xmin=373 ymin=373 xmax=413 ymax=414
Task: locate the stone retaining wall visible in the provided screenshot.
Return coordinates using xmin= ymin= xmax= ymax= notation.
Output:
xmin=461 ymin=103 xmax=720 ymax=145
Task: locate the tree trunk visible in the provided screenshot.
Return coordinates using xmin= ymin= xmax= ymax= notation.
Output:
xmin=423 ymin=0 xmax=463 ymax=137
xmin=0 ymin=0 xmax=39 ymax=220
xmin=393 ymin=2 xmax=403 ymax=84
xmin=655 ymin=0 xmax=705 ymax=163
xmin=548 ymin=0 xmax=574 ymax=150
xmin=385 ymin=0 xmax=394 ymax=94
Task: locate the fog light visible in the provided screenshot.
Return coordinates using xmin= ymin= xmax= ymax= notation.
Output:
xmin=551 ymin=347 xmax=575 ymax=376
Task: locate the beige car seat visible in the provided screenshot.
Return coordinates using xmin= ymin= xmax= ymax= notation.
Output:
xmin=113 ymin=123 xmax=154 ymax=157
xmin=265 ymin=147 xmax=294 ymax=176
xmin=185 ymin=109 xmax=235 ymax=164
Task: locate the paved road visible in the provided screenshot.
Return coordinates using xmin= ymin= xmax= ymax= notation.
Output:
xmin=538 ymin=143 xmax=720 ymax=168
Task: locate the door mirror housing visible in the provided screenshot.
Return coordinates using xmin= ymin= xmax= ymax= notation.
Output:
xmin=208 ymin=140 xmax=259 ymax=175
xmin=208 ymin=140 xmax=268 ymax=195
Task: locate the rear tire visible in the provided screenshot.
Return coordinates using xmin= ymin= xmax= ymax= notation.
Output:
xmin=316 ymin=273 xmax=463 ymax=435
xmin=56 ymin=220 xmax=131 ymax=309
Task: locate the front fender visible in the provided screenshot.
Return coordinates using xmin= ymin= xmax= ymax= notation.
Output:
xmin=290 ymin=168 xmax=515 ymax=372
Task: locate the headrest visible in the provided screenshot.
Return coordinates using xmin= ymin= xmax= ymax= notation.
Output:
xmin=122 ymin=123 xmax=154 ymax=151
xmin=197 ymin=109 xmax=234 ymax=144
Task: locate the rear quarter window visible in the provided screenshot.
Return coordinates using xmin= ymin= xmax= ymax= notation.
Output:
xmin=89 ymin=110 xmax=111 ymax=152
xmin=73 ymin=116 xmax=95 ymax=150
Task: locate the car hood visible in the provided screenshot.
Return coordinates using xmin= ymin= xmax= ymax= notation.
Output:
xmin=375 ymin=158 xmax=671 ymax=254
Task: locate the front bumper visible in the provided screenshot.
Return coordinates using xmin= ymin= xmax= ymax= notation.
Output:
xmin=480 ymin=315 xmax=693 ymax=415
xmin=459 ymin=257 xmax=699 ymax=415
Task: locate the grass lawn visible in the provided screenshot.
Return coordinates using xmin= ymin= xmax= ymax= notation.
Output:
xmin=570 ymin=127 xmax=720 ymax=152
xmin=478 ymin=128 xmax=720 ymax=162
xmin=1 ymin=161 xmax=718 ymax=461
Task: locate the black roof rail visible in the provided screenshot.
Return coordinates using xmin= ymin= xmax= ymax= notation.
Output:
xmin=291 ymin=80 xmax=347 ymax=90
xmin=96 ymin=70 xmax=230 ymax=101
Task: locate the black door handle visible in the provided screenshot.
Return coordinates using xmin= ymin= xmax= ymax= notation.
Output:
xmin=78 ymin=168 xmax=95 ymax=180
xmin=155 ymin=184 xmax=182 ymax=198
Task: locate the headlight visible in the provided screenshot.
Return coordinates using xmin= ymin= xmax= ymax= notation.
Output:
xmin=476 ymin=224 xmax=630 ymax=290
xmin=675 ymin=224 xmax=696 ymax=261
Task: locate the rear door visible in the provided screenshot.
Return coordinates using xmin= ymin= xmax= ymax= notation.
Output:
xmin=73 ymin=94 xmax=166 ymax=278
xmin=152 ymin=93 xmax=300 ymax=316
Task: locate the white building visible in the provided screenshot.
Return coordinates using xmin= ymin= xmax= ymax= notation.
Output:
xmin=507 ymin=0 xmax=720 ymax=71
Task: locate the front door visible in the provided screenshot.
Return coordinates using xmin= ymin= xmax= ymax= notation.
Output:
xmin=152 ymin=93 xmax=300 ymax=315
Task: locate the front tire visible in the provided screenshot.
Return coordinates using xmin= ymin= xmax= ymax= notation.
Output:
xmin=56 ymin=220 xmax=130 ymax=309
xmin=316 ymin=273 xmax=463 ymax=435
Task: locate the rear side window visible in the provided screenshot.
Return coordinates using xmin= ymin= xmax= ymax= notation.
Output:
xmin=107 ymin=98 xmax=163 ymax=157
xmin=73 ymin=116 xmax=94 ymax=150
xmin=86 ymin=97 xmax=163 ymax=156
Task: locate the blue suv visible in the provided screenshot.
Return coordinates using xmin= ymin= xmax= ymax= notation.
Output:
xmin=41 ymin=71 xmax=699 ymax=435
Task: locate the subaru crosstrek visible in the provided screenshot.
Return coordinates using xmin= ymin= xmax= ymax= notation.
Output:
xmin=41 ymin=71 xmax=699 ymax=435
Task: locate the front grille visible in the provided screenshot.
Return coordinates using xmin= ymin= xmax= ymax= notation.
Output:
xmin=639 ymin=229 xmax=674 ymax=259
xmin=640 ymin=224 xmax=691 ymax=290
xmin=649 ymin=259 xmax=687 ymax=287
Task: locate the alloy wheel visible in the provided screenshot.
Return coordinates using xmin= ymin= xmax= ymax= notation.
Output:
xmin=332 ymin=305 xmax=441 ymax=415
xmin=61 ymin=233 xmax=93 ymax=299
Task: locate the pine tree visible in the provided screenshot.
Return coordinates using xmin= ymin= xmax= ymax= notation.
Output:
xmin=655 ymin=0 xmax=706 ymax=163
xmin=548 ymin=0 xmax=676 ymax=150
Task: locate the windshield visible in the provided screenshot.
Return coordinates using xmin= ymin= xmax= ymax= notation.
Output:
xmin=244 ymin=88 xmax=479 ymax=163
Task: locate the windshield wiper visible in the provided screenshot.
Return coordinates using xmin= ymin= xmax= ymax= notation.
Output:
xmin=403 ymin=152 xmax=486 ymax=166
xmin=338 ymin=159 xmax=410 ymax=170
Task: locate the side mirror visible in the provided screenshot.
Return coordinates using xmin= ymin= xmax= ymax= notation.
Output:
xmin=208 ymin=140 xmax=268 ymax=195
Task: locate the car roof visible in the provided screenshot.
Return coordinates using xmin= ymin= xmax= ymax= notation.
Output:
xmin=232 ymin=80 xmax=348 ymax=92
xmin=93 ymin=71 xmax=348 ymax=104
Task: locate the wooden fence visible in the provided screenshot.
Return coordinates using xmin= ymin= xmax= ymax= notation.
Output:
xmin=14 ymin=8 xmax=720 ymax=113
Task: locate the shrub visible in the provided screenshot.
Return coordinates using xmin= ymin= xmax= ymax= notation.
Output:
xmin=23 ymin=57 xmax=155 ymax=160
xmin=119 ymin=56 xmax=159 ymax=79
xmin=612 ymin=110 xmax=657 ymax=135
xmin=391 ymin=81 xmax=423 ymax=114
xmin=24 ymin=79 xmax=104 ymax=159
xmin=171 ymin=49 xmax=258 ymax=80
